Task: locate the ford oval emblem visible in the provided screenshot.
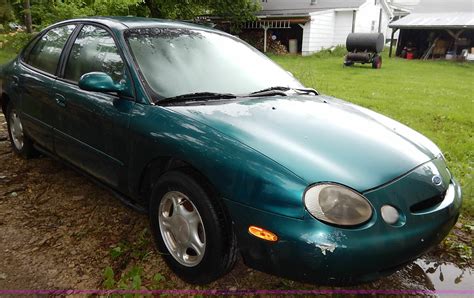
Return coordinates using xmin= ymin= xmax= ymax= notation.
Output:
xmin=432 ymin=175 xmax=442 ymax=186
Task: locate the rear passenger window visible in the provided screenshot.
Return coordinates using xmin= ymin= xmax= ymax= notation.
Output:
xmin=64 ymin=25 xmax=125 ymax=83
xmin=26 ymin=25 xmax=76 ymax=75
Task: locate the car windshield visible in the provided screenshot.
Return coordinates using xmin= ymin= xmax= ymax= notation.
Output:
xmin=125 ymin=27 xmax=304 ymax=100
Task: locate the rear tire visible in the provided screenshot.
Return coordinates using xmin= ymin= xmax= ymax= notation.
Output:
xmin=149 ymin=169 xmax=237 ymax=284
xmin=5 ymin=103 xmax=37 ymax=159
xmin=372 ymin=55 xmax=382 ymax=69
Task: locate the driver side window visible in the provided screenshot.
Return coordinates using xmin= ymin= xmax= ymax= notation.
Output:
xmin=64 ymin=25 xmax=126 ymax=85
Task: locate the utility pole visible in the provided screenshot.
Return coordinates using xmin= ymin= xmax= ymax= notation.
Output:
xmin=24 ymin=0 xmax=33 ymax=33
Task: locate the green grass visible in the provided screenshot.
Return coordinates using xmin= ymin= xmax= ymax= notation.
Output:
xmin=0 ymin=50 xmax=16 ymax=64
xmin=1 ymin=49 xmax=472 ymax=216
xmin=271 ymin=52 xmax=473 ymax=216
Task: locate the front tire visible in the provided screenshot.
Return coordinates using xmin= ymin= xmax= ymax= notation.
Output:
xmin=149 ymin=170 xmax=237 ymax=284
xmin=5 ymin=103 xmax=37 ymax=158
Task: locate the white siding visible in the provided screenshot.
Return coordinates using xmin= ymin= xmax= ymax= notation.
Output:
xmin=333 ymin=11 xmax=354 ymax=46
xmin=380 ymin=8 xmax=392 ymax=39
xmin=301 ymin=1 xmax=394 ymax=54
xmin=302 ymin=11 xmax=336 ymax=55
xmin=301 ymin=21 xmax=312 ymax=55
xmin=355 ymin=1 xmax=379 ymax=33
xmin=355 ymin=0 xmax=392 ymax=39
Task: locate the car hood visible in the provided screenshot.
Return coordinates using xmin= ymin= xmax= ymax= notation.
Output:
xmin=168 ymin=95 xmax=441 ymax=192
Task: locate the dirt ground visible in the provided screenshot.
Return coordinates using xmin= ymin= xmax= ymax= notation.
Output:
xmin=0 ymin=113 xmax=472 ymax=293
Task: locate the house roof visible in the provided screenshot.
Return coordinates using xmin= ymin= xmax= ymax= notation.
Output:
xmin=389 ymin=0 xmax=420 ymax=12
xmin=389 ymin=0 xmax=474 ymax=29
xmin=257 ymin=0 xmax=366 ymax=17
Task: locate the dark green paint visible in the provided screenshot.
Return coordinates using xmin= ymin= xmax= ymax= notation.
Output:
xmin=78 ymin=72 xmax=126 ymax=94
xmin=0 ymin=17 xmax=461 ymax=284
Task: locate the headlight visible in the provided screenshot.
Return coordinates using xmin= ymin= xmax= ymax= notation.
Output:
xmin=304 ymin=184 xmax=373 ymax=226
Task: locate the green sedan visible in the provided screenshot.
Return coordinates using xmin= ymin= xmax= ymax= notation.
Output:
xmin=0 ymin=17 xmax=462 ymax=285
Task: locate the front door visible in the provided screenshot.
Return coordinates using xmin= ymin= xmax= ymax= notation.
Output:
xmin=53 ymin=24 xmax=135 ymax=191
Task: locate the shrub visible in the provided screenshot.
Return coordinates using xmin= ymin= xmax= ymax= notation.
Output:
xmin=0 ymin=32 xmax=34 ymax=53
xmin=309 ymin=45 xmax=347 ymax=58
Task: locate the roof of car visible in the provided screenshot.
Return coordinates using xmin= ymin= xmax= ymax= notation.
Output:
xmin=61 ymin=16 xmax=216 ymax=31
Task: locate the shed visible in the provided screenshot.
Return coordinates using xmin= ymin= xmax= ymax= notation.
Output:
xmin=239 ymin=0 xmax=393 ymax=55
xmin=389 ymin=0 xmax=474 ymax=59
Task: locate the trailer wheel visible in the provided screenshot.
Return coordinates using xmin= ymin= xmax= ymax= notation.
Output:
xmin=372 ymin=55 xmax=382 ymax=69
xmin=344 ymin=61 xmax=354 ymax=67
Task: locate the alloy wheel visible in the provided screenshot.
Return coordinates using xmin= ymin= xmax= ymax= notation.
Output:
xmin=9 ymin=110 xmax=24 ymax=150
xmin=159 ymin=191 xmax=206 ymax=267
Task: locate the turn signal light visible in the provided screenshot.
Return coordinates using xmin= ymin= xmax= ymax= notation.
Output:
xmin=248 ymin=226 xmax=278 ymax=242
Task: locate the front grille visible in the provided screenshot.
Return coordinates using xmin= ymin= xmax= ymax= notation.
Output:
xmin=410 ymin=191 xmax=446 ymax=213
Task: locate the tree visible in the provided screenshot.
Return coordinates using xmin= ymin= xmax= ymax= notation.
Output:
xmin=144 ymin=0 xmax=260 ymax=30
xmin=144 ymin=0 xmax=208 ymax=19
xmin=23 ymin=0 xmax=32 ymax=33
xmin=28 ymin=0 xmax=145 ymax=28
xmin=4 ymin=0 xmax=260 ymax=31
xmin=0 ymin=0 xmax=15 ymax=28
xmin=212 ymin=0 xmax=260 ymax=33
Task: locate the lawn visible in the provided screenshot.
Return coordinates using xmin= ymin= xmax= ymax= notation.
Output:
xmin=0 ymin=50 xmax=16 ymax=65
xmin=0 ymin=49 xmax=473 ymax=216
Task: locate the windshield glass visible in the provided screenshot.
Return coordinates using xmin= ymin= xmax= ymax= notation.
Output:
xmin=125 ymin=28 xmax=304 ymax=99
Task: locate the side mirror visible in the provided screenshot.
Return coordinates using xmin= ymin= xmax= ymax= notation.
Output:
xmin=78 ymin=72 xmax=125 ymax=94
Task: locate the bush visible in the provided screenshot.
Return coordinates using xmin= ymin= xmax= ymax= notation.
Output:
xmin=30 ymin=0 xmax=145 ymax=28
xmin=31 ymin=2 xmax=94 ymax=29
xmin=0 ymin=32 xmax=34 ymax=53
xmin=309 ymin=45 xmax=347 ymax=58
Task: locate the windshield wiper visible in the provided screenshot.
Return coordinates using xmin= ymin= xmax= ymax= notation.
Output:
xmin=249 ymin=86 xmax=318 ymax=97
xmin=159 ymin=92 xmax=238 ymax=104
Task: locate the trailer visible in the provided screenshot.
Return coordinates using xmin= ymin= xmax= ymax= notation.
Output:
xmin=344 ymin=33 xmax=384 ymax=69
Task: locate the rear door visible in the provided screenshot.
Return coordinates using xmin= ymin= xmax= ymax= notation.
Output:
xmin=19 ymin=24 xmax=76 ymax=151
xmin=52 ymin=24 xmax=135 ymax=191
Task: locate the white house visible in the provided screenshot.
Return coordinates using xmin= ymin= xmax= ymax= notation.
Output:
xmin=247 ymin=0 xmax=394 ymax=55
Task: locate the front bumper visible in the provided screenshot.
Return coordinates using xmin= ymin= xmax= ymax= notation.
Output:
xmin=225 ymin=163 xmax=462 ymax=284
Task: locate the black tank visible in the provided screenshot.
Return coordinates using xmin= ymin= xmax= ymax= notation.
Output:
xmin=346 ymin=33 xmax=384 ymax=53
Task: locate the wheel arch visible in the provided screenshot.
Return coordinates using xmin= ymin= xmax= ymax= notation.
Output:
xmin=138 ymin=157 xmax=223 ymax=207
xmin=1 ymin=92 xmax=10 ymax=116
xmin=140 ymin=156 xmax=238 ymax=253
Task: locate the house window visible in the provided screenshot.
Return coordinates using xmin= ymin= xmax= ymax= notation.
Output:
xmin=371 ymin=20 xmax=376 ymax=32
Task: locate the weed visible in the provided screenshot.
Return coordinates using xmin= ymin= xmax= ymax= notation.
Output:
xmin=103 ymin=266 xmax=116 ymax=289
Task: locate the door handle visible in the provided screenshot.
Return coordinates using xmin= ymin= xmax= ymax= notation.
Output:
xmin=11 ymin=76 xmax=19 ymax=86
xmin=55 ymin=94 xmax=67 ymax=108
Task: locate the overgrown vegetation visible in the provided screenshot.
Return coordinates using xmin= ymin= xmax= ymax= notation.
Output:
xmin=440 ymin=215 xmax=473 ymax=266
xmin=0 ymin=0 xmax=259 ymax=33
xmin=102 ymin=228 xmax=167 ymax=291
xmin=0 ymin=32 xmax=33 ymax=52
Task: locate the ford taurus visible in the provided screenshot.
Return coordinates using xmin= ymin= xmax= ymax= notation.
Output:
xmin=0 ymin=17 xmax=462 ymax=285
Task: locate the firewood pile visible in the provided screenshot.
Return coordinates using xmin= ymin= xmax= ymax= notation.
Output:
xmin=239 ymin=30 xmax=288 ymax=55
